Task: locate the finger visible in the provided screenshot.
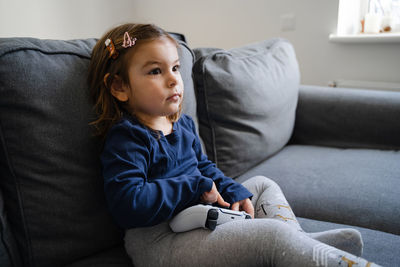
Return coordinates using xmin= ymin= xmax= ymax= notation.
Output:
xmin=245 ymin=204 xmax=255 ymax=219
xmin=249 ymin=211 xmax=255 ymax=219
xmin=242 ymin=199 xmax=255 ymax=218
xmin=231 ymin=202 xmax=239 ymax=211
xmin=217 ymin=194 xmax=230 ymax=208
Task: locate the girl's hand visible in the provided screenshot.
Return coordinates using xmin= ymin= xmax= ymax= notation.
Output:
xmin=200 ymin=182 xmax=230 ymax=208
xmin=231 ymin=198 xmax=254 ymax=219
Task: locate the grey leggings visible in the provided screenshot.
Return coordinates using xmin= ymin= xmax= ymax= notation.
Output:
xmin=124 ymin=176 xmax=379 ymax=267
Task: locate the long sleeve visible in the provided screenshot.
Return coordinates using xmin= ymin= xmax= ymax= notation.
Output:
xmin=188 ymin=118 xmax=253 ymax=204
xmin=101 ymin=120 xmax=213 ymax=229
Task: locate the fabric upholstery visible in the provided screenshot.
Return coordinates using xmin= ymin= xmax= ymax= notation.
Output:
xmin=237 ymin=144 xmax=400 ymax=235
xmin=291 ymin=85 xmax=400 ymax=150
xmin=0 ymin=189 xmax=21 ymax=267
xmin=0 ymin=37 xmax=194 ymax=267
xmin=193 ymin=39 xmax=300 ymax=178
xmin=178 ymin=42 xmax=199 ymax=131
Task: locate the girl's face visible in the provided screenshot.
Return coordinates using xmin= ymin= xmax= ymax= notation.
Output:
xmin=120 ymin=37 xmax=183 ymax=123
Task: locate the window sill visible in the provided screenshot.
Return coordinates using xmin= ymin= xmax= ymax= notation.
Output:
xmin=329 ymin=33 xmax=400 ymax=43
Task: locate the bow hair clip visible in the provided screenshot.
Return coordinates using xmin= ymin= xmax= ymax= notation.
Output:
xmin=105 ymin=38 xmax=119 ymax=59
xmin=122 ymin=32 xmax=137 ymax=48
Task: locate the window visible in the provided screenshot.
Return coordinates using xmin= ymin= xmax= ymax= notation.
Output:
xmin=369 ymin=0 xmax=400 ymax=21
xmin=367 ymin=0 xmax=400 ymax=31
xmin=330 ymin=0 xmax=400 ymax=43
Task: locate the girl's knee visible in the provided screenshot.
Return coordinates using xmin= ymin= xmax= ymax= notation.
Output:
xmin=245 ymin=175 xmax=280 ymax=191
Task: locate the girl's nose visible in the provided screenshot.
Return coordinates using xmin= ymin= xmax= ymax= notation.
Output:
xmin=167 ymin=73 xmax=178 ymax=88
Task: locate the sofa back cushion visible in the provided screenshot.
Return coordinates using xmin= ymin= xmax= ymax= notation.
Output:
xmin=193 ymin=39 xmax=300 ymax=178
xmin=0 ymin=37 xmax=195 ymax=267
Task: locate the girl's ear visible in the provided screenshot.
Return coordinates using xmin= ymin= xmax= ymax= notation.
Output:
xmin=109 ymin=75 xmax=129 ymax=102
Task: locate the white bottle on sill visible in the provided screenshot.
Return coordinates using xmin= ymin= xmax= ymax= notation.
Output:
xmin=364 ymin=13 xmax=382 ymax=33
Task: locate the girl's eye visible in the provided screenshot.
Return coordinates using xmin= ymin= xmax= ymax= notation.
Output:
xmin=172 ymin=64 xmax=180 ymax=72
xmin=149 ymin=68 xmax=162 ymax=75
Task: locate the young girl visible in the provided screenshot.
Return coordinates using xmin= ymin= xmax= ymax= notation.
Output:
xmin=88 ymin=23 xmax=380 ymax=267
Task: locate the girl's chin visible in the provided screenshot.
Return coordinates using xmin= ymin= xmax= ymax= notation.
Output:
xmin=166 ymin=103 xmax=180 ymax=114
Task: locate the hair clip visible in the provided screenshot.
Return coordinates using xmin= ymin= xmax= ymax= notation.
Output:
xmin=122 ymin=32 xmax=137 ymax=48
xmin=105 ymin=38 xmax=119 ymax=59
xmin=103 ymin=73 xmax=111 ymax=87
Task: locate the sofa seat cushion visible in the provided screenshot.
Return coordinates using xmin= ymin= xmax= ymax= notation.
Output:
xmin=193 ymin=39 xmax=300 ymax=178
xmin=237 ymin=145 xmax=400 ymax=235
xmin=298 ymin=217 xmax=400 ymax=266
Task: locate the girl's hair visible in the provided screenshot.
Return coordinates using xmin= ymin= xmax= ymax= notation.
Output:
xmin=88 ymin=23 xmax=182 ymax=139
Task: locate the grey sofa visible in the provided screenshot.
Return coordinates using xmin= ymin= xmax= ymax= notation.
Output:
xmin=0 ymin=34 xmax=399 ymax=267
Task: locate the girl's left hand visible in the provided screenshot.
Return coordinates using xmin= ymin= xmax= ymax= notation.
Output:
xmin=231 ymin=198 xmax=254 ymax=219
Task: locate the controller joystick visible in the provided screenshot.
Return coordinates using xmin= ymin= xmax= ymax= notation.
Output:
xmin=205 ymin=208 xmax=219 ymax=230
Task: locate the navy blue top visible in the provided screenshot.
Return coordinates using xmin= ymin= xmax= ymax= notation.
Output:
xmin=101 ymin=114 xmax=253 ymax=229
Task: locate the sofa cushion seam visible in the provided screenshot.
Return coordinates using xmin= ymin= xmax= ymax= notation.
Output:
xmin=0 ymin=47 xmax=92 ymax=60
xmin=201 ymin=55 xmax=218 ymax=165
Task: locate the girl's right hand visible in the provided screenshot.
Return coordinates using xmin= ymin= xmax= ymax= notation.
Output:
xmin=200 ymin=182 xmax=230 ymax=208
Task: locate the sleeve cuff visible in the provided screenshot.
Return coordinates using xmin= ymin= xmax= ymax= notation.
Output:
xmin=200 ymin=177 xmax=213 ymax=195
xmin=221 ymin=187 xmax=253 ymax=204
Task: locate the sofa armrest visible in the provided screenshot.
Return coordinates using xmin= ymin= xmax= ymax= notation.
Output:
xmin=290 ymin=85 xmax=400 ymax=150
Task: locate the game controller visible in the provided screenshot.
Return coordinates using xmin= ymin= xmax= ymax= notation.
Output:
xmin=169 ymin=204 xmax=252 ymax=233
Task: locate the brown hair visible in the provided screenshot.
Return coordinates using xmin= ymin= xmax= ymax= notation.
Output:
xmin=88 ymin=23 xmax=181 ymax=139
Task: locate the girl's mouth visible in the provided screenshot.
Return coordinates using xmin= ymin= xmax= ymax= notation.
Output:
xmin=167 ymin=93 xmax=181 ymax=101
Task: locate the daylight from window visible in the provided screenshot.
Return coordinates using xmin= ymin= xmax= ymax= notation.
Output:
xmin=333 ymin=0 xmax=400 ymax=42
xmin=367 ymin=0 xmax=400 ymax=31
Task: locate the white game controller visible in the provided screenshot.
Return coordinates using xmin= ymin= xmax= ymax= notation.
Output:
xmin=169 ymin=204 xmax=252 ymax=233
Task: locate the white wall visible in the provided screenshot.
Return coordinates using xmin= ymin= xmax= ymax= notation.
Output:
xmin=1 ymin=0 xmax=399 ymax=87
xmin=0 ymin=0 xmax=136 ymax=39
